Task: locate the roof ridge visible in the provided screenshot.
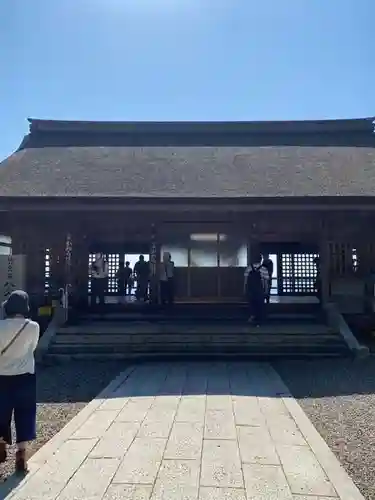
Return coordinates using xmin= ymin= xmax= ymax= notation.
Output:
xmin=27 ymin=117 xmax=375 ymax=135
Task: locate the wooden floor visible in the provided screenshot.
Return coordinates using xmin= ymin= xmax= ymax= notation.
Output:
xmin=100 ymin=295 xmax=319 ymax=305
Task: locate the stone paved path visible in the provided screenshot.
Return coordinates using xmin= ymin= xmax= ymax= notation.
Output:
xmin=1 ymin=362 xmax=364 ymax=500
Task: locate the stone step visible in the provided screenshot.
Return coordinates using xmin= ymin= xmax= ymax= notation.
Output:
xmin=53 ymin=333 xmax=342 ymax=344
xmin=44 ymin=349 xmax=349 ymax=362
xmin=57 ymin=322 xmax=333 ymax=336
xmin=84 ymin=301 xmax=319 ymax=311
xmin=49 ymin=339 xmax=348 ymax=354
xmin=76 ymin=312 xmax=320 ymax=323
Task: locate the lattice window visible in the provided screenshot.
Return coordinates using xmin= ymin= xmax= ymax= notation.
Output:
xmin=88 ymin=253 xmax=120 ymax=294
xmin=44 ymin=248 xmax=51 ymax=292
xmin=280 ymin=254 xmax=294 ymax=294
xmin=280 ymin=253 xmax=318 ymax=294
xmin=107 ymin=253 xmax=120 ymax=294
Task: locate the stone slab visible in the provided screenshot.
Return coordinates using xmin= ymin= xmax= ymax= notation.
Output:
xmin=258 ymin=396 xmax=291 ymax=416
xmin=57 ymin=458 xmax=120 ymax=500
xmin=103 ymin=484 xmax=153 ymax=500
xmin=151 ymin=459 xmax=200 ymax=500
xmin=232 ymin=396 xmax=265 ymax=427
xmin=98 ymin=396 xmax=130 ymax=412
xmin=237 ymin=425 xmax=279 ymax=465
xmin=243 ymin=463 xmax=293 ymax=499
xmin=175 ymin=397 xmax=206 ymax=423
xmin=182 ymin=375 xmax=207 ymax=396
xmin=5 ymin=438 xmax=98 ymax=500
xmin=137 ymin=419 xmax=174 ymax=439
xmin=113 ymin=437 xmax=166 ymax=485
xmin=277 ymin=444 xmax=337 ymax=497
xmin=116 ymin=398 xmax=154 ymax=422
xmin=164 ymin=422 xmax=203 ymax=460
xmin=71 ymin=410 xmax=120 ymax=439
xmin=90 ymin=422 xmax=140 ymax=458
xmin=206 ymin=395 xmax=233 ymax=411
xmin=292 ymin=496 xmax=338 ymax=500
xmin=265 ymin=414 xmax=307 ymax=446
xmin=204 ymin=410 xmax=237 ymax=440
xmin=152 ymin=396 xmax=181 ymax=408
xmin=199 ymin=487 xmax=247 ymax=500
xmin=200 ymin=439 xmax=243 ymax=488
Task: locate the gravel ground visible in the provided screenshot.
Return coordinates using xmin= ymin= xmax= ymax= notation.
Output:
xmin=0 ymin=361 xmax=124 ymax=482
xmin=275 ymin=358 xmax=375 ymax=500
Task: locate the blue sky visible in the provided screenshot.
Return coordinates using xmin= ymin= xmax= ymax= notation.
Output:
xmin=0 ymin=0 xmax=374 ymax=160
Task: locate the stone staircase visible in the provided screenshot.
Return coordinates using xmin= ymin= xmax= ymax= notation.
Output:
xmin=44 ymin=303 xmax=351 ymax=361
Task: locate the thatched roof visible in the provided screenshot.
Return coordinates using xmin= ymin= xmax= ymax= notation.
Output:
xmin=0 ymin=117 xmax=374 ymax=199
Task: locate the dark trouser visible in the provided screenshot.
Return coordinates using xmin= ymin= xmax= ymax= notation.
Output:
xmin=125 ymin=279 xmax=132 ymax=295
xmin=265 ymin=281 xmax=271 ymax=304
xmin=315 ymin=278 xmax=322 ymax=302
xmin=160 ymin=278 xmax=174 ymax=306
xmin=0 ymin=374 xmax=37 ymax=445
xmin=118 ymin=280 xmax=132 ymax=297
xmin=118 ymin=280 xmax=125 ymax=296
xmin=137 ymin=278 xmax=149 ymax=301
xmin=91 ymin=278 xmax=106 ymax=308
xmin=249 ymin=295 xmax=264 ymax=324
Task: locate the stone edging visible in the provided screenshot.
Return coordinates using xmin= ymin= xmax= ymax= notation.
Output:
xmin=325 ymin=302 xmax=370 ymax=358
xmin=269 ymin=366 xmax=365 ymax=500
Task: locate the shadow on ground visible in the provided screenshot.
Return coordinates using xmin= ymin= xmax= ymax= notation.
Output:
xmin=36 ymin=358 xmax=375 ymax=404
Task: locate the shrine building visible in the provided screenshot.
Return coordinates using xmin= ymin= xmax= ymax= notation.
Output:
xmin=0 ymin=117 xmax=375 ymax=312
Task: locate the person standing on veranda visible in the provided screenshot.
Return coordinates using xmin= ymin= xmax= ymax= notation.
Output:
xmin=116 ymin=260 xmax=133 ymax=303
xmin=244 ymin=254 xmax=270 ymax=326
xmin=90 ymin=253 xmax=109 ymax=310
xmin=160 ymin=252 xmax=175 ymax=307
xmin=0 ymin=290 xmax=39 ymax=473
xmin=134 ymin=255 xmax=150 ymax=302
xmin=262 ymin=253 xmax=274 ymax=304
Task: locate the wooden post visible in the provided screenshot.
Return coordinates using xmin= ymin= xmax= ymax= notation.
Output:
xmin=50 ymin=238 xmax=65 ymax=292
xmin=356 ymin=242 xmax=375 ymax=312
xmin=24 ymin=238 xmax=45 ymax=308
xmin=319 ymin=240 xmax=330 ymax=305
xmin=72 ymin=232 xmax=89 ymax=309
xmin=149 ymin=223 xmax=158 ymax=305
xmin=63 ymin=233 xmax=72 ymax=319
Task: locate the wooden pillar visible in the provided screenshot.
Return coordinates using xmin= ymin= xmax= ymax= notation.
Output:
xmin=64 ymin=232 xmax=73 ymax=303
xmin=25 ymin=236 xmax=46 ymax=306
xmin=64 ymin=233 xmax=72 ymax=283
xmin=71 ymin=232 xmax=89 ymax=308
xmin=318 ymin=221 xmax=329 ymax=304
xmin=49 ymin=237 xmax=65 ymax=291
xmin=319 ymin=239 xmax=330 ymax=304
xmin=149 ymin=223 xmax=159 ymax=305
xmin=356 ymin=242 xmax=375 ymax=312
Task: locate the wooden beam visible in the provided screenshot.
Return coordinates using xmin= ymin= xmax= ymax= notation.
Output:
xmin=2 ymin=199 xmax=375 ymax=213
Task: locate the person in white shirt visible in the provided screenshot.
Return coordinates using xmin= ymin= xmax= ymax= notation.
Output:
xmin=244 ymin=254 xmax=270 ymax=325
xmin=159 ymin=252 xmax=175 ymax=306
xmin=90 ymin=253 xmax=109 ymax=310
xmin=0 ymin=290 xmax=40 ymax=473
